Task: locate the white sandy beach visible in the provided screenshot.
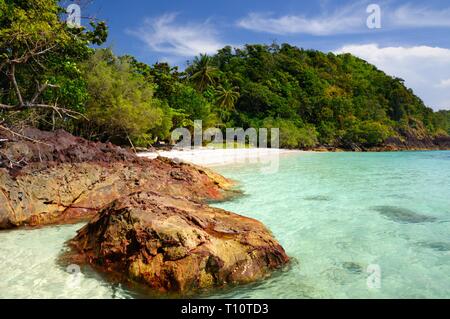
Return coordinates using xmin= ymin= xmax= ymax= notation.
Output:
xmin=138 ymin=148 xmax=304 ymax=166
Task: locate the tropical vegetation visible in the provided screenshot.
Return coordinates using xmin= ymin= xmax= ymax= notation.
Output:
xmin=1 ymin=0 xmax=449 ymax=149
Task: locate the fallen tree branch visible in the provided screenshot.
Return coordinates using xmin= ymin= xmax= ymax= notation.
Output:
xmin=0 ymin=102 xmax=88 ymax=120
xmin=0 ymin=103 xmax=15 ymax=110
xmin=0 ymin=124 xmax=52 ymax=146
xmin=0 ymin=151 xmax=28 ymax=169
xmin=127 ymin=134 xmax=137 ymax=154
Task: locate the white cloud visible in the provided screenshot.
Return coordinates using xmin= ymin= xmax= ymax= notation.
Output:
xmin=237 ymin=3 xmax=450 ymax=35
xmin=335 ymin=44 xmax=450 ymax=110
xmin=237 ymin=3 xmax=366 ymax=36
xmin=438 ymin=79 xmax=450 ymax=88
xmin=391 ymin=4 xmax=450 ymax=28
xmin=129 ymin=13 xmax=224 ymax=58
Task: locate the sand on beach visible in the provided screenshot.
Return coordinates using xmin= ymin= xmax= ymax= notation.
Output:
xmin=137 ymin=148 xmax=303 ymax=166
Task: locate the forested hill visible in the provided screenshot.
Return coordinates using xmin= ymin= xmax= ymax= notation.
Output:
xmin=1 ymin=1 xmax=449 ymax=150
xmin=183 ymin=44 xmax=450 ymax=149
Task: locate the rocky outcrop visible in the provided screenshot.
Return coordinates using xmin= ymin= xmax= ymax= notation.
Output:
xmin=66 ymin=191 xmax=289 ymax=294
xmin=379 ymin=127 xmax=440 ymax=151
xmin=308 ymin=127 xmax=450 ymax=152
xmin=431 ymin=135 xmax=450 ymax=149
xmin=0 ymin=127 xmax=135 ymax=172
xmin=0 ymin=159 xmax=236 ymax=229
xmin=0 ymin=126 xmax=290 ymax=295
xmin=0 ymin=128 xmax=236 ymax=229
xmin=0 ymin=127 xmax=289 ymax=294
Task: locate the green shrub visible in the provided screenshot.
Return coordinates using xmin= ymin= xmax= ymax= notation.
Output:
xmin=344 ymin=121 xmax=393 ymax=147
xmin=263 ymin=117 xmax=318 ymax=149
xmin=81 ymin=49 xmax=164 ymax=146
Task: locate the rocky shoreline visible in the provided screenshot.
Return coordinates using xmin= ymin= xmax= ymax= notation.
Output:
xmin=308 ymin=129 xmax=450 ymax=152
xmin=0 ymin=128 xmax=289 ymax=294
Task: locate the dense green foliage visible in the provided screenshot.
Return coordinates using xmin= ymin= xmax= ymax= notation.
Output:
xmin=1 ymin=3 xmax=449 ymax=149
xmin=200 ymin=44 xmax=441 ymax=148
xmin=155 ymin=44 xmax=447 ymax=148
xmin=432 ymin=110 xmax=450 ymax=136
xmin=78 ymin=50 xmax=165 ymax=146
xmin=0 ymin=0 xmax=106 ymax=126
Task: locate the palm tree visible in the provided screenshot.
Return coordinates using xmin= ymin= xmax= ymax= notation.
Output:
xmin=214 ymin=83 xmax=240 ymax=122
xmin=188 ymin=54 xmax=218 ymax=92
xmin=214 ymin=83 xmax=240 ymax=111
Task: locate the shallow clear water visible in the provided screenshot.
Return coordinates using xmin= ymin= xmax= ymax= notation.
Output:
xmin=0 ymin=151 xmax=449 ymax=298
xmin=0 ymin=224 xmax=133 ymax=299
xmin=210 ymin=151 xmax=450 ymax=298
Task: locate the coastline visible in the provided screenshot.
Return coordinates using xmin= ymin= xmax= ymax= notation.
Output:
xmin=138 ymin=148 xmax=306 ymax=166
xmin=137 ymin=144 xmax=450 ymax=167
xmin=1 ymin=129 xmax=449 ymax=298
xmin=0 ymin=128 xmax=289 ymax=294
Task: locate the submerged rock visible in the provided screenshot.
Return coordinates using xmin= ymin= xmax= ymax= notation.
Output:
xmin=341 ymin=262 xmax=364 ymax=274
xmin=67 ymin=191 xmax=289 ymax=294
xmin=418 ymin=241 xmax=450 ymax=252
xmin=372 ymin=206 xmax=437 ymax=224
xmin=303 ymin=195 xmax=332 ymax=201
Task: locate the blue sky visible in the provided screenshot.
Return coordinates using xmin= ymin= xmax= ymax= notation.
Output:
xmin=78 ymin=0 xmax=450 ymax=110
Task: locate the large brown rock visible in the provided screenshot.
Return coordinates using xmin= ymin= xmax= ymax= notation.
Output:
xmin=0 ymin=128 xmax=236 ymax=229
xmin=0 ymin=127 xmax=289 ymax=294
xmin=0 ymin=158 xmax=236 ymax=229
xmin=67 ymin=191 xmax=289 ymax=294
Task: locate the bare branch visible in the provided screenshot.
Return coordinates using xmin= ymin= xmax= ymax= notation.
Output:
xmin=30 ymin=81 xmax=59 ymax=104
xmin=10 ymin=44 xmax=58 ymax=65
xmin=0 ymin=103 xmax=16 ymax=110
xmin=0 ymin=102 xmax=88 ymax=120
xmin=0 ymin=124 xmax=52 ymax=146
xmin=31 ymin=55 xmax=47 ymax=71
xmin=30 ymin=82 xmax=47 ymax=104
xmin=9 ymin=64 xmax=24 ymax=106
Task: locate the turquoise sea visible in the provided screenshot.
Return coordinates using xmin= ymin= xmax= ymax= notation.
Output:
xmin=0 ymin=151 xmax=449 ymax=298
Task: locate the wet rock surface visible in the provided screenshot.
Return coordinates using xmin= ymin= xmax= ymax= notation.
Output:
xmin=67 ymin=191 xmax=289 ymax=294
xmin=0 ymin=127 xmax=289 ymax=294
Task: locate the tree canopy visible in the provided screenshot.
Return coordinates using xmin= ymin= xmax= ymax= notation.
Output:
xmin=0 ymin=0 xmax=107 ymax=125
xmin=1 ymin=3 xmax=449 ymax=149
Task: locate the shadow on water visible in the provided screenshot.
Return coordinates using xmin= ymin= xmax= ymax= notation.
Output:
xmin=303 ymin=195 xmax=332 ymax=201
xmin=341 ymin=262 xmax=364 ymax=274
xmin=371 ymin=205 xmax=437 ymax=223
xmin=321 ymin=262 xmax=366 ymax=286
xmin=417 ymin=241 xmax=450 ymax=252
xmin=203 ymin=258 xmax=300 ymax=299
